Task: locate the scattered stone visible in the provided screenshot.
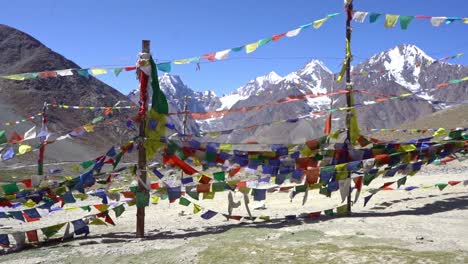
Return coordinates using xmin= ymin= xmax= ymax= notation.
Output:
xmin=416 ymin=236 xmax=424 ymax=241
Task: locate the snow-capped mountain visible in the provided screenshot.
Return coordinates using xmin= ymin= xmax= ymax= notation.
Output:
xmin=128 ymin=44 xmax=468 ymax=143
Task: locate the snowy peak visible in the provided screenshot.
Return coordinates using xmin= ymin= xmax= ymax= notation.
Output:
xmin=255 ymin=71 xmax=283 ymax=86
xmin=363 ymin=44 xmax=435 ymax=96
xmin=234 ymin=71 xmax=283 ymax=97
xmin=368 ymin=44 xmax=433 ymax=68
xmin=298 ymin=59 xmax=332 ymax=75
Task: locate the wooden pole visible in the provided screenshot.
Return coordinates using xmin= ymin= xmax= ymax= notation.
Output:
xmin=136 ymin=40 xmax=150 ymax=238
xmin=37 ymin=102 xmax=47 ymax=176
xmin=345 ymin=0 xmax=354 ymax=215
xmin=180 ymin=96 xmax=189 ymax=180
xmin=182 ymin=96 xmax=189 ymax=135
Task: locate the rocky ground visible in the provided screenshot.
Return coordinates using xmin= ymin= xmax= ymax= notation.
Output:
xmin=1 ymin=160 xmax=468 ymax=264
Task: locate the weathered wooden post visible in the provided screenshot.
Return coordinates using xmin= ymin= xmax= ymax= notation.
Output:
xmin=136 ymin=40 xmax=150 ymax=238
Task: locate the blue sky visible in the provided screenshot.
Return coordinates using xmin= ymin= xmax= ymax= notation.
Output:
xmin=1 ymin=0 xmax=467 ymax=96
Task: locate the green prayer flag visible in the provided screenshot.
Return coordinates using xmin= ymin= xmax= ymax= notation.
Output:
xmin=399 ymin=16 xmax=414 ymax=29
xmin=157 ymin=63 xmax=171 ymax=73
xmin=336 ymin=205 xmax=348 ymax=216
xmin=363 ymin=173 xmax=376 ymax=186
xmin=113 ymin=152 xmax=123 ymax=169
xmin=179 ymin=197 xmax=191 ymax=206
xmin=136 ymin=191 xmax=149 ymax=208
xmin=295 ymin=185 xmax=307 ymax=193
xmin=41 ymin=223 xmax=67 ymax=238
xmin=319 ymin=187 xmax=331 ymax=197
xmin=54 ymin=186 xmax=67 ymax=196
xmin=91 ymin=116 xmax=104 ymax=124
xmin=0 ymin=130 xmax=7 ymax=144
xmin=397 ymin=176 xmax=407 ymax=188
xmin=448 ymin=130 xmax=462 ymax=139
xmin=187 ymin=191 xmax=199 ymax=200
xmin=150 ymin=57 xmax=169 ymax=114
xmin=81 ymin=205 xmax=91 ymax=212
xmin=258 ymin=37 xmax=272 ymax=46
xmin=113 ymin=204 xmax=125 ymax=218
xmin=448 ymin=79 xmax=463 ymax=84
xmin=113 ymin=68 xmax=123 ymax=76
xmin=231 ymin=46 xmax=243 ymax=52
xmin=81 ymin=160 xmax=94 ymax=169
xmin=206 ymin=152 xmax=216 ymax=162
xmin=212 ymin=182 xmax=226 ymax=192
xmin=324 ymin=209 xmax=334 ymax=216
xmin=213 ymin=171 xmax=225 ymax=181
xmin=2 ymin=182 xmax=19 ymax=194
xmin=436 ymin=183 xmax=448 ymax=191
xmin=369 ymin=13 xmax=381 ymax=23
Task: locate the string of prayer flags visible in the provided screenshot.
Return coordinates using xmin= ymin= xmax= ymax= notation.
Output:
xmin=353 ymin=10 xmax=467 ymax=29
xmin=0 ymin=65 xmax=137 ymax=82
xmin=0 ymin=13 xmax=340 ymax=81
xmin=1 ymin=113 xmax=42 ymax=127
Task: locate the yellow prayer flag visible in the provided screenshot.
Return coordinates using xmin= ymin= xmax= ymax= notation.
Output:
xmin=24 ymin=199 xmax=37 ymax=208
xmin=463 ymin=18 xmax=468 ymax=24
xmin=18 ymin=144 xmax=32 ymax=155
xmin=90 ymin=68 xmax=108 ymax=76
xmin=220 ymin=143 xmax=232 ymax=152
xmin=74 ymin=193 xmax=89 ymax=200
xmin=433 ymin=128 xmax=447 ymax=137
xmin=400 ymin=144 xmax=416 ymax=152
xmin=335 ymin=163 xmax=348 ymax=180
xmin=193 ymin=204 xmax=201 ymax=214
xmin=313 ymin=18 xmax=328 ymax=29
xmin=300 ymin=146 xmax=314 ymax=157
xmin=83 ymin=124 xmax=94 ymax=132
xmin=90 ymin=218 xmax=107 ymax=226
xmin=151 ymin=196 xmax=160 ymax=204
xmin=1 ymin=74 xmax=26 ymax=80
xmin=384 ymin=14 xmax=400 ymax=28
xmin=208 ymin=132 xmax=221 ymax=138
xmin=245 ymin=42 xmax=259 ymax=54
xmin=174 ymin=59 xmax=190 ymax=64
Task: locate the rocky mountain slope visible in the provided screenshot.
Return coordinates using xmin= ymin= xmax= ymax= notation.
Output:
xmin=0 ymin=24 xmax=135 ymax=163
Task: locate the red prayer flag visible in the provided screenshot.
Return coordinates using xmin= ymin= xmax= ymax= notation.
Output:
xmin=272 ymin=33 xmax=287 ymax=41
xmin=198 ymin=175 xmax=212 ymax=184
xmin=324 ymin=114 xmax=332 ymax=135
xmin=202 ymin=53 xmax=216 ymax=62
xmin=382 ymin=181 xmax=395 ymax=188
xmin=228 ymin=166 xmax=241 ymax=177
xmin=22 ymin=179 xmax=33 ymax=188
xmin=307 ymin=212 xmax=321 ymax=218
xmin=105 ymin=215 xmax=115 ymax=225
xmin=26 ymin=230 xmax=39 ymax=243
xmin=353 ymin=176 xmax=363 ymax=192
xmin=196 ymin=184 xmax=211 ymax=193
xmin=8 ymin=131 xmax=24 ymax=144
xmin=124 ymin=66 xmax=137 ymax=71
xmin=23 ymin=212 xmax=40 ymax=222
xmin=448 ymin=181 xmax=461 ymax=186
